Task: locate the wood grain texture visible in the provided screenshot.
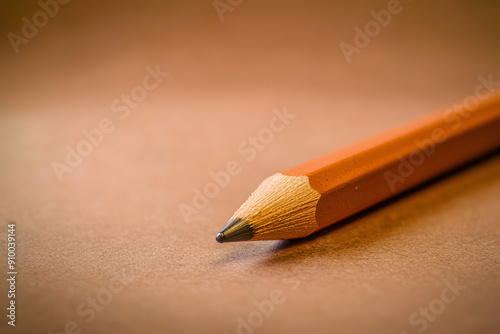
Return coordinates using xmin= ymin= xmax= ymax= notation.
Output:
xmin=1 ymin=1 xmax=500 ymax=334
xmin=229 ymin=173 xmax=320 ymax=240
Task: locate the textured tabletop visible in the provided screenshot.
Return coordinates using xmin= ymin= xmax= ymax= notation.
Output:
xmin=1 ymin=1 xmax=500 ymax=334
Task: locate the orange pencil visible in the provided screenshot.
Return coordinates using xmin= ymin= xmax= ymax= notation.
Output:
xmin=216 ymin=92 xmax=500 ymax=242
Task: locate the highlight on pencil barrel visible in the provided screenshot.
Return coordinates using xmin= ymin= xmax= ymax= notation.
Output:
xmin=216 ymin=92 xmax=500 ymax=243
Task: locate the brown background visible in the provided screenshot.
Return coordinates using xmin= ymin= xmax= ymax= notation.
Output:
xmin=1 ymin=1 xmax=500 ymax=333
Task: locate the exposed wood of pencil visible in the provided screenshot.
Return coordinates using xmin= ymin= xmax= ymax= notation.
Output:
xmin=216 ymin=93 xmax=500 ymax=242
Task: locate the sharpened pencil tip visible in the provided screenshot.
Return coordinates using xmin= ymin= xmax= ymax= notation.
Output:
xmin=215 ymin=218 xmax=254 ymax=243
xmin=216 ymin=232 xmax=226 ymax=243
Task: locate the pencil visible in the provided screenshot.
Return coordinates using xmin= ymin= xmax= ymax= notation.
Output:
xmin=216 ymin=92 xmax=500 ymax=242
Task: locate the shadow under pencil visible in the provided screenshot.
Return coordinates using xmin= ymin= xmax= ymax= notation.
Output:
xmin=272 ymin=147 xmax=500 ymax=253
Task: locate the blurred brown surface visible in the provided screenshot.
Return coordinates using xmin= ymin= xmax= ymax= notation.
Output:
xmin=1 ymin=1 xmax=500 ymax=333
